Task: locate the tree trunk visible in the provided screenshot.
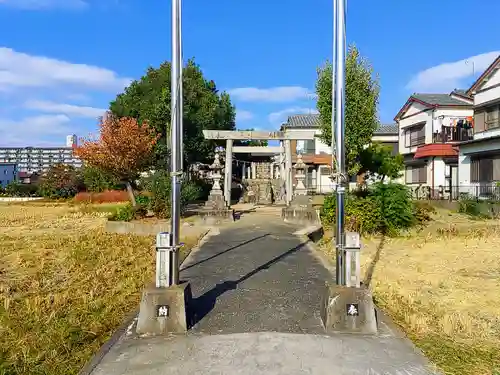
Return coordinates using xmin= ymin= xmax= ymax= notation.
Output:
xmin=125 ymin=181 xmax=137 ymax=207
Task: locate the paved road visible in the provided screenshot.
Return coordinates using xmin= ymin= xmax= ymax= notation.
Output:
xmin=182 ymin=218 xmax=330 ymax=335
xmin=87 ymin=213 xmax=441 ymax=375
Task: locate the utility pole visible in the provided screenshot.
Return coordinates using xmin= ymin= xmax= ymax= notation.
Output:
xmin=170 ymin=0 xmax=183 ymax=285
xmin=333 ymin=0 xmax=347 ymax=286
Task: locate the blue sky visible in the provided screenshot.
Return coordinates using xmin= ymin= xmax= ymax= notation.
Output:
xmin=1 ymin=0 xmax=499 ymax=147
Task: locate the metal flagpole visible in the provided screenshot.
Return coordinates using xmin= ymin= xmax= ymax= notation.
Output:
xmin=332 ymin=0 xmax=339 ymax=285
xmin=170 ymin=0 xmax=182 ymax=285
xmin=334 ymin=0 xmax=347 ymax=286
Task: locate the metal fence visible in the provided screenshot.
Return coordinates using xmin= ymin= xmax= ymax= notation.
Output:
xmin=410 ymin=184 xmax=500 ymax=202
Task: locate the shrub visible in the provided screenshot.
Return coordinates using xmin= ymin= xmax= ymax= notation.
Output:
xmin=320 ymin=193 xmax=382 ymax=234
xmin=4 ymin=182 xmax=39 ymax=197
xmin=135 ymin=193 xmax=151 ymax=207
xmin=108 ymin=203 xmax=147 ymax=221
xmin=320 ymin=194 xmax=337 ymax=226
xmin=146 ymin=170 xmax=202 ymax=219
xmin=38 ymin=164 xmax=84 ymax=199
xmin=413 ymin=201 xmax=436 ymax=225
xmin=458 ymin=195 xmax=500 ymax=219
xmin=81 ymin=165 xmax=124 ymax=192
xmin=321 ymin=182 xmax=419 ymax=236
xmin=74 ymin=190 xmax=130 ymax=203
xmin=370 ymin=182 xmax=415 ymax=235
xmin=345 ymin=196 xmax=382 ymax=234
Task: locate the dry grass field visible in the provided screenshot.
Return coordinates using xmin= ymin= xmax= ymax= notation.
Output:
xmin=0 ymin=202 xmax=202 ymax=375
xmin=321 ymin=209 xmax=500 ymax=375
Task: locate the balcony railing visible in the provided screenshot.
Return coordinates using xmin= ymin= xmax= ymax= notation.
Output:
xmin=432 ymin=127 xmax=473 ymax=143
xmin=486 ymin=119 xmax=500 ymax=131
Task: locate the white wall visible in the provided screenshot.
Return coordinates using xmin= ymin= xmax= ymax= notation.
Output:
xmin=398 ymin=107 xmax=473 ymax=155
xmin=428 ymin=157 xmax=446 ymax=188
xmin=474 ymin=68 xmax=500 ymax=106
xmin=458 ymin=138 xmax=500 ymax=186
xmin=398 ymin=104 xmax=431 ymax=154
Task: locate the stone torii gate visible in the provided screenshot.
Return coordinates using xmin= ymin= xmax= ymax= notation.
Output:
xmin=202 ymin=130 xmax=316 ymax=205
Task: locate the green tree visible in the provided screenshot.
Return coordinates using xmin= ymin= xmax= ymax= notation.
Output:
xmin=316 ymin=45 xmax=380 ymax=176
xmin=81 ymin=165 xmax=123 ymax=192
xmin=359 ymin=143 xmax=404 ymax=182
xmin=38 ymin=164 xmax=84 ymax=199
xmin=110 ymin=59 xmax=236 ymax=169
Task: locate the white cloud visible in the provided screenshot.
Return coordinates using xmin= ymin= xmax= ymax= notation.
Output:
xmin=24 ymin=100 xmax=105 ymax=118
xmin=268 ymin=107 xmax=318 ymax=125
xmin=0 ymin=47 xmax=131 ymax=92
xmin=406 ymin=51 xmax=500 ymax=92
xmin=0 ymin=0 xmax=87 ymax=10
xmin=235 ymin=110 xmax=253 ymax=122
xmin=0 ymin=114 xmax=73 ymax=146
xmin=228 ymin=86 xmax=311 ymax=102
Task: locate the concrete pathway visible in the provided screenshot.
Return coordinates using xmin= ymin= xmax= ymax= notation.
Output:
xmin=86 ymin=213 xmax=441 ymax=375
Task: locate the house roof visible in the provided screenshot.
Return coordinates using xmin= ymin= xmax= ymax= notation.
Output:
xmin=284 ymin=114 xmax=320 ymax=128
xmin=411 ymin=93 xmax=470 ymax=106
xmin=467 ymin=54 xmax=500 ymax=95
xmin=375 ymin=123 xmax=398 ymax=135
xmin=282 ymin=113 xmax=397 ymax=135
xmin=451 ymin=88 xmax=472 ymax=100
xmin=394 ymin=93 xmax=472 ymax=121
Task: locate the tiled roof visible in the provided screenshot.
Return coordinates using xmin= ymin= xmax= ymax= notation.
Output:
xmin=412 ymin=93 xmax=471 ymax=106
xmin=451 ymin=89 xmax=472 ymax=99
xmin=375 ymin=124 xmax=398 ymax=135
xmin=285 ymin=114 xmax=320 ymax=128
xmin=283 ymin=114 xmax=397 ymax=135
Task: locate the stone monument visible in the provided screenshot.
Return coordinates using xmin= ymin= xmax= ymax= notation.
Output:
xmin=281 ymin=154 xmax=319 ymax=225
xmin=293 ymin=154 xmax=307 ymax=196
xmin=197 ymin=149 xmax=235 ymax=225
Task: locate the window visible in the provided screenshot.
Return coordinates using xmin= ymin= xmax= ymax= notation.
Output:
xmin=297 ymin=139 xmax=316 ymax=154
xmin=404 ymin=124 xmax=426 ymax=147
xmin=320 ymin=166 xmax=331 ymax=176
xmin=405 ymin=165 xmax=427 ymax=184
xmin=485 ymin=105 xmax=500 ymax=130
xmin=470 ymin=155 xmax=500 ymax=182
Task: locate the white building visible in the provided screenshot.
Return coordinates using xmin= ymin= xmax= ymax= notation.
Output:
xmin=280 ymin=114 xmax=399 ymax=193
xmin=458 ymin=55 xmax=500 ymax=199
xmin=0 ymin=135 xmax=82 ymax=173
xmin=394 ymin=92 xmax=473 ymax=198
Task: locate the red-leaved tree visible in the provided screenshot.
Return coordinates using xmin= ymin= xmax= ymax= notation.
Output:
xmin=75 ymin=113 xmax=158 ymax=206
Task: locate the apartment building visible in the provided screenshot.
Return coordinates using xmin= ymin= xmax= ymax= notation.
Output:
xmin=458 ymin=55 xmax=500 ymax=198
xmin=280 ymin=114 xmax=399 ymax=193
xmin=394 ymin=92 xmax=473 ymax=197
xmin=0 ymin=135 xmax=82 ymax=174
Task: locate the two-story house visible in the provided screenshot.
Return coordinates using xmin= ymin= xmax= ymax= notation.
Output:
xmin=280 ymin=114 xmax=399 ymax=193
xmin=458 ymin=55 xmax=500 ymax=198
xmin=394 ymin=92 xmax=473 ymax=197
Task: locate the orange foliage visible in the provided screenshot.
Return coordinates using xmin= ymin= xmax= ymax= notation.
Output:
xmin=74 ymin=190 xmax=130 ymax=203
xmin=75 ymin=114 xmax=158 ymax=181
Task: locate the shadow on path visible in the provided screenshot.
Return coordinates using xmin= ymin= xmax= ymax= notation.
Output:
xmin=180 ymin=233 xmax=270 ymax=272
xmin=363 ymin=235 xmax=385 ymax=288
xmin=189 ymin=240 xmax=308 ymax=328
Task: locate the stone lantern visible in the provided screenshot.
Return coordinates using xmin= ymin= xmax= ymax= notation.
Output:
xmin=198 ymin=148 xmax=235 ymax=224
xmin=205 ymin=148 xmax=225 ymax=209
xmin=293 ymin=153 xmax=307 ymax=196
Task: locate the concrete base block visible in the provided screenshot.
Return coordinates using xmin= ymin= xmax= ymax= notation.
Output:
xmin=282 ymin=206 xmax=320 ymax=225
xmin=197 ymin=208 xmax=235 ymax=225
xmin=321 ymin=284 xmax=378 ymax=335
xmin=136 ymin=282 xmax=192 ymax=335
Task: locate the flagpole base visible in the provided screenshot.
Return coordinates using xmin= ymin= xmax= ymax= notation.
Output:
xmin=321 ymin=283 xmax=378 ymax=335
